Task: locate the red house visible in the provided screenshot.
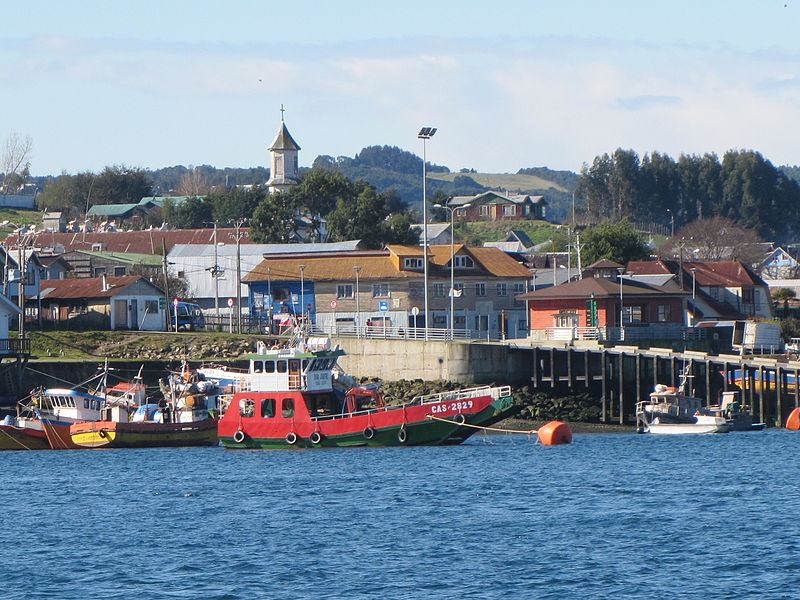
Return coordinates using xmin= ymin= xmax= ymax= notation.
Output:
xmin=517 ymin=275 xmax=688 ymax=341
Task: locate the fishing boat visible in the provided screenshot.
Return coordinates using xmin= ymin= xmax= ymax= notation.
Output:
xmin=209 ymin=335 xmax=516 ymax=449
xmin=69 ymin=367 xmax=218 ymax=449
xmin=0 ymin=413 xmax=51 ymax=451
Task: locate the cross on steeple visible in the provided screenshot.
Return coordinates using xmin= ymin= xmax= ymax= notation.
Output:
xmin=280 ymin=104 xmax=285 ymax=122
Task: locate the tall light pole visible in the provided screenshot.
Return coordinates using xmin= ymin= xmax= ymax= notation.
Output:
xmin=298 ymin=264 xmax=306 ymax=325
xmin=667 ymin=208 xmax=674 ymax=238
xmin=434 ymin=201 xmax=470 ymax=339
xmin=691 ymin=267 xmax=697 ymax=300
xmin=418 ymin=126 xmax=437 ymax=339
xmin=353 ymin=265 xmax=361 ymax=335
xmin=617 ymin=267 xmax=625 ymax=337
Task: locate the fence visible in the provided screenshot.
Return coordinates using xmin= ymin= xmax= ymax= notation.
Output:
xmin=541 ymin=324 xmax=707 ymax=342
xmin=0 ymin=338 xmax=31 ymax=355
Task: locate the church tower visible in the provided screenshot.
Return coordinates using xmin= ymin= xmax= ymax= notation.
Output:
xmin=267 ymin=107 xmax=301 ymax=194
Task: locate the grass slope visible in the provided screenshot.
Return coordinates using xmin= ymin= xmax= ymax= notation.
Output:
xmin=0 ymin=208 xmax=41 ymax=240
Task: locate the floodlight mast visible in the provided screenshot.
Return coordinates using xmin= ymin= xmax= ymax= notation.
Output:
xmin=418 ymin=126 xmax=437 ymax=339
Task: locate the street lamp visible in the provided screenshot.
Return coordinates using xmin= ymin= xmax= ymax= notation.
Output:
xmin=434 ymin=201 xmax=470 ymax=340
xmin=298 ymin=264 xmax=306 ymax=325
xmin=617 ymin=267 xmax=625 ymax=336
xmin=690 ymin=267 xmax=697 ymax=300
xmin=418 ymin=126 xmax=437 ymax=339
xmin=666 ymin=209 xmax=675 ymax=238
xmin=353 ymin=265 xmax=361 ymax=335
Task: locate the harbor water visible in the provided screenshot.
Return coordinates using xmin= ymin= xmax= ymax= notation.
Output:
xmin=2 ymin=430 xmax=799 ymax=599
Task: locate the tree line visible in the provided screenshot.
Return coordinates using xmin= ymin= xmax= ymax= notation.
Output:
xmin=575 ymin=148 xmax=800 ymax=242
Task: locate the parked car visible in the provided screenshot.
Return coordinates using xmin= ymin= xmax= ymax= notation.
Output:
xmin=175 ymin=301 xmax=205 ymax=331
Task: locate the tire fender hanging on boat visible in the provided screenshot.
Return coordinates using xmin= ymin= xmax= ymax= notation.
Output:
xmin=309 ymin=431 xmax=322 ymax=444
xmin=233 ymin=430 xmax=246 ymax=443
xmin=363 ymin=426 xmax=375 ymax=440
xmin=454 ymin=413 xmax=466 ymax=425
xmin=285 ymin=431 xmax=298 ymax=445
xmin=397 ymin=426 xmax=408 ymax=443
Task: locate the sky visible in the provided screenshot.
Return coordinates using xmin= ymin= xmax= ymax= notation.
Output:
xmin=4 ymin=0 xmax=800 ymax=177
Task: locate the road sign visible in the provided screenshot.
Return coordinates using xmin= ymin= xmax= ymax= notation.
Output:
xmin=379 ymin=300 xmax=389 ymax=312
xmin=227 ymin=298 xmax=234 ymax=307
xmin=411 ymin=306 xmax=419 ymax=316
xmin=329 ymin=299 xmax=338 ymax=309
xmin=172 ymin=297 xmax=179 ymax=308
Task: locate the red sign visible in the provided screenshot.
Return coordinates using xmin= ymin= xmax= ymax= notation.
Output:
xmin=227 ymin=298 xmax=234 ymax=307
xmin=329 ymin=299 xmax=338 ymax=309
xmin=172 ymin=297 xmax=179 ymax=307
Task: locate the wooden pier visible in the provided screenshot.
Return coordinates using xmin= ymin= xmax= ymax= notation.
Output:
xmin=530 ymin=344 xmax=799 ymax=426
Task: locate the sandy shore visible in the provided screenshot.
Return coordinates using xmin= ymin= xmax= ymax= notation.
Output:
xmin=495 ymin=418 xmax=637 ymax=434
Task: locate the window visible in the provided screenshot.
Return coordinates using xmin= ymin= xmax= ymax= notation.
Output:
xmin=454 ymin=315 xmax=466 ymax=328
xmin=145 ymin=300 xmax=158 ymax=313
xmin=93 ymin=267 xmax=106 ymax=277
xmin=337 ymin=284 xmax=354 ymax=299
xmin=503 ymin=205 xmax=516 ymax=216
xmin=555 ymin=311 xmax=578 ymax=327
xmin=372 ymin=283 xmax=390 ymax=298
xmin=742 ymin=288 xmax=755 ymax=303
xmin=480 ymin=205 xmax=490 ymax=216
xmin=238 ymin=398 xmax=255 ymax=418
xmin=282 ymin=398 xmax=295 ymax=418
xmin=454 ymin=255 xmax=474 ymax=269
xmin=113 ymin=266 xmax=126 ymax=277
xmin=475 ymin=282 xmax=486 ymax=297
xmin=261 ymin=398 xmax=275 ymax=418
xmin=403 ymin=257 xmax=423 ymax=269
xmin=623 ymin=305 xmax=643 ymax=324
xmin=433 ymin=315 xmax=447 ymax=326
xmin=433 ymin=283 xmax=445 ymax=297
xmin=513 ymin=282 xmax=526 ymax=295
xmin=265 ymin=360 xmax=275 ymax=373
xmin=496 ymin=282 xmax=507 ymax=296
xmin=277 ymin=360 xmax=287 ymax=373
xmin=657 ymin=304 xmax=671 ymax=322
xmin=453 ymin=282 xmax=464 ymax=296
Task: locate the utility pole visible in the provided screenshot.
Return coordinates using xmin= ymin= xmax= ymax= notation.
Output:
xmin=230 ymin=219 xmax=247 ymax=334
xmin=213 ymin=222 xmax=220 ymax=319
xmin=162 ymin=239 xmax=172 ymax=331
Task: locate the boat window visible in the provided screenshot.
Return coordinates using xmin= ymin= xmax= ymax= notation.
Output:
xmin=277 ymin=360 xmax=287 ymax=373
xmin=261 ymin=398 xmax=275 ymax=418
xmin=301 ymin=359 xmax=307 ymax=372
xmin=239 ymin=398 xmax=255 ymax=418
xmin=264 ymin=360 xmax=275 ymax=373
xmin=253 ymin=361 xmax=263 ymax=373
xmin=282 ymin=398 xmax=295 ymax=418
xmin=84 ymin=398 xmax=90 ymax=409
xmin=67 ymin=397 xmax=75 ymax=407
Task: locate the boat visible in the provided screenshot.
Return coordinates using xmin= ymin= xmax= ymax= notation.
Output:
xmin=702 ymin=390 xmax=765 ymax=432
xmin=636 ymin=383 xmax=730 ymax=434
xmin=30 ymin=386 xmax=115 ymax=449
xmin=69 ymin=367 xmax=218 ymax=449
xmin=0 ymin=413 xmax=51 ymax=451
xmin=209 ymin=335 xmax=516 ymax=449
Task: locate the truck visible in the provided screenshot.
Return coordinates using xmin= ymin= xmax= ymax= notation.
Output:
xmin=174 ymin=301 xmax=205 ymax=331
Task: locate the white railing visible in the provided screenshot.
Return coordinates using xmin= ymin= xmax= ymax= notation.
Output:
xmin=542 ymin=325 xmax=707 ymax=342
xmin=309 ymin=323 xmax=473 ymax=341
xmin=410 ymin=385 xmax=512 ymax=405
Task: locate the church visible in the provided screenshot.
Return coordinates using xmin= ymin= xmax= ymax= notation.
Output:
xmin=266 ymin=111 xmax=301 ymax=194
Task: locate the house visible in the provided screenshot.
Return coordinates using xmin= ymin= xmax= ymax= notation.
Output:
xmin=38 ymin=276 xmax=166 ymax=331
xmin=0 ymin=248 xmax=43 ymax=320
xmin=0 ymin=293 xmax=21 ymax=342
xmin=627 ymin=259 xmax=772 ymax=322
xmin=449 ymin=191 xmax=547 ymax=222
xmin=517 ymin=274 xmax=688 ymax=342
xmin=42 ymin=211 xmax=66 ymax=233
xmin=242 ymin=244 xmax=533 ymax=338
xmin=86 ymin=203 xmax=151 ymax=226
xmin=166 ymin=241 xmax=363 ymax=312
xmin=484 ymin=230 xmax=535 ymax=253
xmin=37 ymin=254 xmax=72 ymax=280
xmin=411 ymin=223 xmax=451 ymax=246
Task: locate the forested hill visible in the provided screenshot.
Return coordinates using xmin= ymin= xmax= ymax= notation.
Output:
xmin=313 ymin=145 xmax=577 ymax=221
xmin=577 ymin=148 xmax=800 ymax=243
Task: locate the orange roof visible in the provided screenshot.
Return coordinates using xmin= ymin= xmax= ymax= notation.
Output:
xmin=39 ymin=276 xmax=161 ymax=299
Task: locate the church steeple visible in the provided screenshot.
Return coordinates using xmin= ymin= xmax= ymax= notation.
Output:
xmin=267 ymin=105 xmax=301 ymax=194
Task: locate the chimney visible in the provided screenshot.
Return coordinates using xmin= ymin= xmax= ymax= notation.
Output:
xmin=101 ymin=273 xmax=108 ymax=292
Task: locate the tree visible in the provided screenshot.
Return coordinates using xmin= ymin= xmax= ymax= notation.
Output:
xmin=659 ymin=217 xmax=764 ymax=266
xmin=249 ymin=194 xmax=299 ymax=243
xmin=175 ymin=166 xmax=212 ymax=196
xmin=208 ymin=186 xmax=266 ymax=223
xmin=91 ymin=165 xmax=153 ymax=204
xmin=129 ymin=263 xmax=192 ymax=300
xmin=0 ymin=132 xmax=33 ymax=194
xmin=37 ymin=172 xmax=95 ymax=215
xmin=163 ymin=196 xmax=213 ymax=229
xmin=580 ymin=219 xmax=651 ymax=266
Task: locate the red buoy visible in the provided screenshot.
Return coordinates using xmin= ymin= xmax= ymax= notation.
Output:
xmin=537 ymin=421 xmax=573 ymax=445
xmin=787 ymin=408 xmax=800 ymax=431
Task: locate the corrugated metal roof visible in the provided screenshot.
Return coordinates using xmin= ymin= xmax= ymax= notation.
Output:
xmin=518 ymin=276 xmax=686 ymax=300
xmin=168 ymin=240 xmax=361 ymax=259
xmin=87 ymin=204 xmax=143 ymax=217
xmin=39 ymin=276 xmax=161 ymax=299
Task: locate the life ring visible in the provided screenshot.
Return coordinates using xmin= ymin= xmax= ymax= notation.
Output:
xmin=285 ymin=431 xmax=298 ymax=445
xmin=454 ymin=413 xmax=466 ymax=425
xmin=397 ymin=426 xmax=408 ymax=443
xmin=363 ymin=426 xmax=375 ymax=440
xmin=233 ymin=430 xmax=245 ymax=443
xmin=310 ymin=431 xmax=322 ymax=444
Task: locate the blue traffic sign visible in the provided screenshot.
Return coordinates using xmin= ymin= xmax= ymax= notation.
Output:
xmin=378 ymin=300 xmax=389 ymax=312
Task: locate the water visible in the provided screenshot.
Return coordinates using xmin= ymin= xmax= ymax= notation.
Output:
xmin=2 ymin=430 xmax=800 ymax=599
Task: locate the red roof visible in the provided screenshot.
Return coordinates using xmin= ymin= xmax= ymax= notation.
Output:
xmin=39 ymin=276 xmax=161 ymax=299
xmin=627 ymin=259 xmax=764 ymax=287
xmin=3 ymin=228 xmax=254 ymax=255
xmin=517 ymin=276 xmax=686 ymax=300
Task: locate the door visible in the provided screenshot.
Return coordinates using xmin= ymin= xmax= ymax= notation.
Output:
xmin=114 ymin=299 xmax=127 ymax=329
xmin=288 ymin=359 xmax=301 ymax=389
xmin=129 ymin=299 xmax=138 ymax=330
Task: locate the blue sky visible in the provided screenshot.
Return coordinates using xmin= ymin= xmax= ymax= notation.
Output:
xmin=4 ymin=0 xmax=800 ymax=176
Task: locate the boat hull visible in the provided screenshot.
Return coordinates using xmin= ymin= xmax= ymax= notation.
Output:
xmin=219 ymin=391 xmax=516 ymax=449
xmin=644 ymin=418 xmax=730 ymax=435
xmin=0 ymin=424 xmax=51 ymax=451
xmin=70 ymin=418 xmax=218 ymax=448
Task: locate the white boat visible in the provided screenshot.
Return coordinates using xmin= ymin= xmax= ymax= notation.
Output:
xmin=636 ymin=364 xmax=730 ymax=434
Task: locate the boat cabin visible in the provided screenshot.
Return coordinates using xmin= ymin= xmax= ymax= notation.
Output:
xmin=34 ymin=388 xmax=108 ymax=422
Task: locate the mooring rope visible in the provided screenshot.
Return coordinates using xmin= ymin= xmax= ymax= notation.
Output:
xmin=0 ymin=426 xmax=34 ymax=451
xmin=426 ymin=414 xmax=537 ymax=436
